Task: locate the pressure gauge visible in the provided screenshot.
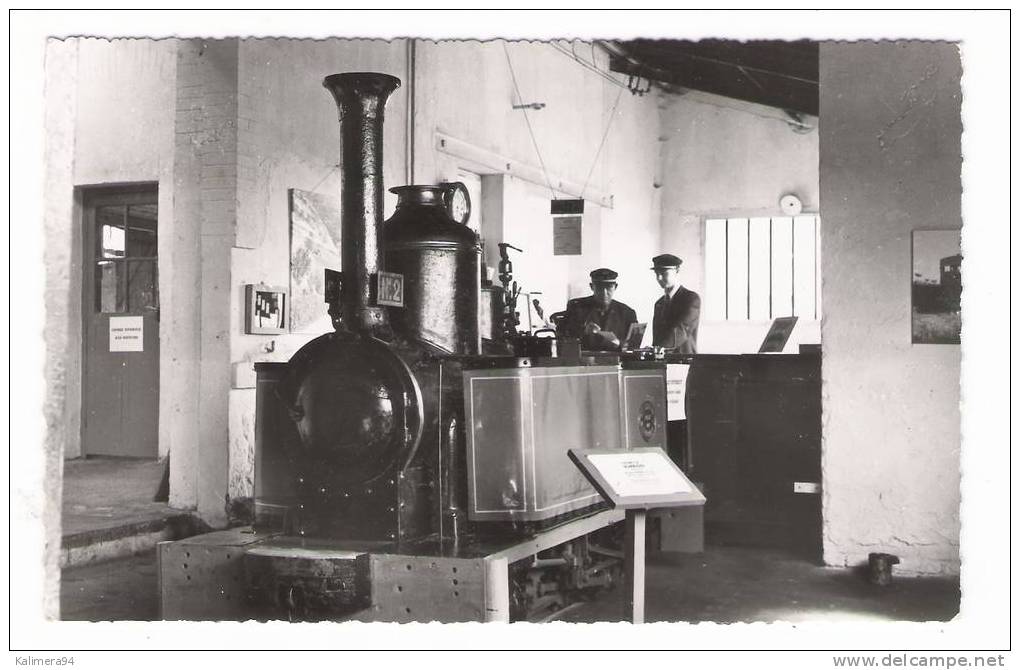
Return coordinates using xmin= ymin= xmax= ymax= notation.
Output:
xmin=780 ymin=193 xmax=803 ymax=216
xmin=443 ymin=181 xmax=472 ymax=226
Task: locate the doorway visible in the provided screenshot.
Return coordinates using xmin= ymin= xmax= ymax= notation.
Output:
xmin=81 ymin=185 xmax=159 ymax=458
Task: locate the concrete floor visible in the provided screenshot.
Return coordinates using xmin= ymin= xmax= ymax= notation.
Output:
xmin=61 ymin=551 xmax=161 ymax=621
xmin=62 ymin=457 xmax=173 ymax=537
xmin=61 ymin=457 xmax=202 ymax=569
xmin=562 ymin=547 xmax=959 ymax=623
xmin=59 ymin=458 xmax=959 ymax=623
xmin=61 ymin=544 xmax=959 ymax=623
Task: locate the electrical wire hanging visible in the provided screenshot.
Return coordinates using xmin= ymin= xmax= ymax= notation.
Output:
xmin=503 ymin=42 xmax=557 ymax=200
xmin=309 ymin=163 xmax=341 ymax=194
xmin=578 ymin=83 xmax=626 ymax=202
xmin=536 ymin=40 xmax=632 ymax=201
xmin=548 ymin=41 xmax=630 ymax=91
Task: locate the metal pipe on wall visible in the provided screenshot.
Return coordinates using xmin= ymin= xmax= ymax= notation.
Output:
xmin=405 ymin=39 xmax=416 ymax=186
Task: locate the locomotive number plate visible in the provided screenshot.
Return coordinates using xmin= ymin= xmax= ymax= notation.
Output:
xmin=376 ymin=271 xmax=404 ymax=307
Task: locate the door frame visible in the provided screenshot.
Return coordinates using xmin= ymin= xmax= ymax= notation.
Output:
xmin=79 ymin=182 xmax=160 ymax=458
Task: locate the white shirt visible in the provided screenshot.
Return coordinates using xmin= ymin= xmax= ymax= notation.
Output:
xmin=663 ymin=284 xmax=680 ymax=301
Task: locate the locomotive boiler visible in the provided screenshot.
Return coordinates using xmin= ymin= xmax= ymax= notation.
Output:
xmin=203 ymin=72 xmax=670 ymax=623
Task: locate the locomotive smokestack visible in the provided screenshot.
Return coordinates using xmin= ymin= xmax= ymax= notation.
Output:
xmin=323 ymin=72 xmax=401 ymax=334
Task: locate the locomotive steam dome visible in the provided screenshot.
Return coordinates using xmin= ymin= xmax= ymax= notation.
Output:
xmin=384 ymin=185 xmax=481 ymax=355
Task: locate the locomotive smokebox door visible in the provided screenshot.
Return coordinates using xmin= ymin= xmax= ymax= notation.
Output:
xmin=273 ymin=334 xmax=426 ymax=541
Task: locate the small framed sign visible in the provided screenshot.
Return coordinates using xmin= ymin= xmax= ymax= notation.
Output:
xmin=376 ymin=271 xmax=404 ymax=307
xmin=758 ymin=316 xmax=799 ymax=353
xmin=568 ymin=447 xmax=706 ymax=510
xmin=666 ymin=363 xmax=689 ymax=421
xmin=245 ymin=284 xmax=288 ymax=335
xmin=553 ymin=216 xmax=582 ymax=255
xmin=109 ymin=315 xmax=144 ymax=352
xmin=550 ymin=198 xmax=584 ymax=215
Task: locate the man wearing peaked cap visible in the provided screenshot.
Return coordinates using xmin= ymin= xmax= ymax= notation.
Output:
xmin=651 ymin=253 xmax=683 ymax=269
xmin=559 ymin=267 xmax=638 ymax=352
xmin=590 ymin=267 xmax=619 ymax=283
xmin=651 ymin=253 xmax=700 ymax=353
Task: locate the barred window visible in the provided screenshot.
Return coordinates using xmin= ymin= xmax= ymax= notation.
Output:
xmin=704 ymin=216 xmax=820 ymax=321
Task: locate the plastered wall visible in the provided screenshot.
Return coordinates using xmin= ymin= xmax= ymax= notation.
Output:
xmin=594 ymin=75 xmax=665 ymax=328
xmin=172 ymin=38 xmax=244 ymax=523
xmin=48 ymin=38 xmax=177 ymax=460
xmin=819 ymin=42 xmax=962 ymax=575
xmin=42 ymin=37 xmax=78 ymax=621
xmin=43 ymin=36 xmax=178 ymax=613
xmin=413 ymin=40 xmax=665 ymax=327
xmin=658 ymin=92 xmax=820 ymax=353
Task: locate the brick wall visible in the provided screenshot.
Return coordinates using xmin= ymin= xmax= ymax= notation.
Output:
xmin=170 ymin=39 xmax=238 ymax=525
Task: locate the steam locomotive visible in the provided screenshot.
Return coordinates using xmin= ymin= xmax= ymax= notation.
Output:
xmin=244 ymin=73 xmax=669 ymax=622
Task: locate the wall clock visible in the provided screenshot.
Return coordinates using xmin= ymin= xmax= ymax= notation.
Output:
xmin=780 ymin=193 xmax=803 ymax=216
xmin=442 ymin=181 xmax=471 ymax=226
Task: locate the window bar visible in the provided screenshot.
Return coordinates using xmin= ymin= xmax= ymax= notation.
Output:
xmin=127 ymin=261 xmax=141 ymax=312
xmin=790 ymin=217 xmax=796 ymax=317
xmin=121 ymin=205 xmax=129 ymax=313
xmin=768 ymin=217 xmax=774 ymax=320
xmin=125 ymin=205 xmax=133 ymax=313
xmin=746 ymin=219 xmax=751 ymax=320
xmin=724 ymin=218 xmax=729 ymax=320
xmin=814 ymin=215 xmax=819 ymax=320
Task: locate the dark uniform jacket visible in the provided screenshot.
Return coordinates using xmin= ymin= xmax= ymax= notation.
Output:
xmin=561 ymin=296 xmax=638 ymax=351
xmin=652 ymin=286 xmax=701 ymax=353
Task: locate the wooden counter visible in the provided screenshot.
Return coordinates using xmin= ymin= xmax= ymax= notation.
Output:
xmin=686 ymin=353 xmax=822 ymax=560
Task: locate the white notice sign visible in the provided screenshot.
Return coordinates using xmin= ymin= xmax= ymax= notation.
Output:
xmin=666 ymin=363 xmax=689 ymax=421
xmin=552 ymin=216 xmax=582 ymax=255
xmin=587 ymin=451 xmax=692 ymax=498
xmin=109 ymin=316 xmax=144 ymax=352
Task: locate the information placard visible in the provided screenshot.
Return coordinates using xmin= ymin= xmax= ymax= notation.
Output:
xmin=553 ymin=216 xmax=582 ymax=255
xmin=666 ymin=363 xmax=689 ymax=420
xmin=109 ymin=316 xmax=143 ymax=352
xmin=759 ymin=316 xmax=799 ymax=353
xmin=568 ymin=447 xmax=706 ymax=510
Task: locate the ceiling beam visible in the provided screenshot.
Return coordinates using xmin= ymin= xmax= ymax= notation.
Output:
xmin=610 ymin=39 xmax=819 ymax=116
xmin=626 ymin=39 xmax=818 ymax=83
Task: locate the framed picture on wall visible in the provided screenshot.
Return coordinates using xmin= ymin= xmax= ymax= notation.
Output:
xmin=245 ymin=284 xmax=288 ymax=335
xmin=289 ymin=188 xmax=341 ymax=334
xmin=911 ymin=230 xmax=962 ymax=345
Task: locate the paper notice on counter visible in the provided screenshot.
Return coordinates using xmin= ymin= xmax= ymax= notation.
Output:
xmin=110 ymin=316 xmax=144 ymax=352
xmin=666 ymin=363 xmax=689 ymax=421
xmin=587 ymin=451 xmax=692 ymax=498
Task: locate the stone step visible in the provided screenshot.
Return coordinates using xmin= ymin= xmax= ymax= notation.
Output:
xmin=61 ymin=513 xmax=208 ymax=568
